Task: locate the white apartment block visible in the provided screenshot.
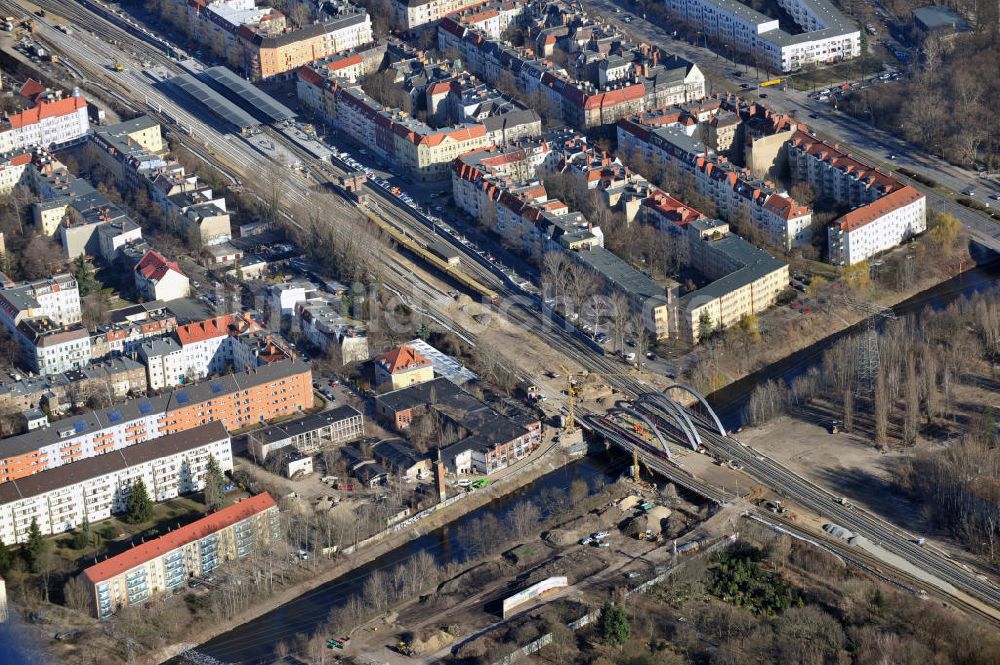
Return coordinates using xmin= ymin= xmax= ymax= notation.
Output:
xmin=0 ymin=422 xmax=232 ymax=545
xmin=0 ymin=275 xmax=88 ymax=376
xmin=139 ymin=313 xmax=261 ymax=390
xmin=393 ymin=0 xmax=489 ymax=30
xmin=0 ymin=274 xmax=81 ymax=329
xmin=787 ymin=130 xmax=927 ymax=265
xmin=23 ymin=323 xmax=93 ymax=375
xmin=664 ymin=0 xmax=860 ymax=73
xmin=0 ymin=151 xmax=31 ymax=196
xmin=828 ymin=190 xmax=926 ymax=265
xmin=83 ymin=492 xmax=279 ymax=619
xmin=0 ymin=95 xmax=90 ymax=154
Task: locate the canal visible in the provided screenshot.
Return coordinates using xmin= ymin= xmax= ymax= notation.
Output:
xmin=183 ymin=457 xmax=620 ymax=664
xmin=706 ymin=259 xmax=1000 ymax=429
xmin=188 ymin=258 xmax=998 ymax=663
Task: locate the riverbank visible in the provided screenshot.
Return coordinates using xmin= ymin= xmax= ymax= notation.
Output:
xmin=702 ymin=253 xmax=999 ymax=424
xmin=156 ymin=440 xmax=580 ymax=664
xmin=691 ymin=247 xmax=975 ymax=393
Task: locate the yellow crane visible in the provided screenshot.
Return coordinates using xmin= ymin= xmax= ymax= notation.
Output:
xmin=557 ymin=366 xmax=635 ymax=432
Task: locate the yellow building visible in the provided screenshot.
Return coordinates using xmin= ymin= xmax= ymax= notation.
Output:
xmin=679 ymin=219 xmax=789 ymax=342
xmin=374 ymin=344 xmax=435 ymax=391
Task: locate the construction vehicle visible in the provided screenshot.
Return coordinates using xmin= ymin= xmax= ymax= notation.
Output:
xmin=557 ymin=365 xmax=633 ymax=432
xmin=396 ymin=641 xmax=415 ymax=656
xmin=110 ymin=59 xmax=124 ymax=72
xmin=470 ymin=478 xmax=489 ymax=489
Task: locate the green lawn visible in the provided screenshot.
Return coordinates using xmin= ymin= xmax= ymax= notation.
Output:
xmin=53 ymin=496 xmax=209 ymax=570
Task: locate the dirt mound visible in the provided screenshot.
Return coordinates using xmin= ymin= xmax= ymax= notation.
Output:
xmin=439 ymin=560 xmax=511 ymax=596
xmin=544 ymin=529 xmax=580 ymax=547
xmin=504 ymin=542 xmax=552 ymax=567
xmin=411 ymin=629 xmax=455 ymax=655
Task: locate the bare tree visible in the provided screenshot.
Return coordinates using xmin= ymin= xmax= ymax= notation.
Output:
xmin=903 ymin=353 xmax=919 ymax=446
xmin=842 ymin=388 xmax=854 ymax=434
xmin=508 ymin=500 xmax=542 ymax=541
xmin=874 ymin=370 xmax=889 ymax=448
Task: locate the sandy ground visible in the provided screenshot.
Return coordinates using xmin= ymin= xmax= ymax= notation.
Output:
xmin=738 ymin=417 xmax=922 ymax=523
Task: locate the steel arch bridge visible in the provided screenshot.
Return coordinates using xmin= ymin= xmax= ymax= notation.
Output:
xmin=622 ymin=386 xmax=725 ymax=454
xmin=634 ymin=394 xmax=701 ymax=451
xmin=610 ymin=407 xmax=673 ymax=458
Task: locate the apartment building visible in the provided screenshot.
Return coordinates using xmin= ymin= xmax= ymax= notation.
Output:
xmin=392 ymin=0 xmax=497 ymax=30
xmin=786 ymin=131 xmax=927 ymax=264
xmin=138 ymin=313 xmax=260 ymax=390
xmin=438 ymin=16 xmax=705 ymax=130
xmin=297 ymin=65 xmax=539 ymax=181
xmin=248 ymin=406 xmax=364 ymax=460
xmin=0 ymin=94 xmax=89 ymax=154
xmin=451 ymin=139 xmax=674 ymax=338
xmin=675 ymin=219 xmax=789 ymax=341
xmin=0 ymin=274 xmax=90 ymax=375
xmin=0 ymin=150 xmax=32 ymax=196
xmin=82 ymin=492 xmax=279 ymax=618
xmin=177 ymin=0 xmax=373 ymax=79
xmin=827 ymin=187 xmax=926 ymax=266
xmin=0 ymin=359 xmax=312 ymax=483
xmin=0 ymin=422 xmax=233 ymax=546
xmin=295 ymin=298 xmax=370 ymax=366
xmin=447 ymin=1 xmax=527 ymax=38
xmin=663 ymin=0 xmax=860 ymax=72
xmin=618 ymin=112 xmax=813 ymax=250
xmin=694 ymin=156 xmax=813 ymax=249
xmin=18 ymin=320 xmax=92 ymax=376
xmin=0 ymin=357 xmax=147 ymax=417
xmin=0 ymin=274 xmax=81 ymax=329
xmin=92 ymin=119 xmax=232 ymax=246
xmin=299 ymin=42 xmax=388 ymax=86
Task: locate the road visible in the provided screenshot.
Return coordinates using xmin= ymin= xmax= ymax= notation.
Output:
xmin=581 ymin=0 xmax=1000 ymax=253
xmin=27 ymin=0 xmax=1000 ymax=624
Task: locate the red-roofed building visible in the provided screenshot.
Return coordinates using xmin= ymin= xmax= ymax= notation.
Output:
xmin=17 ymin=79 xmax=47 ymax=102
xmin=0 ymin=150 xmax=33 ymax=196
xmin=0 ymin=95 xmax=89 ymax=154
xmin=787 ymin=131 xmax=927 ymax=264
xmin=133 ymin=250 xmax=190 ymax=302
xmin=375 ymin=344 xmax=434 ymax=390
xmin=83 ymin=493 xmax=280 ymax=618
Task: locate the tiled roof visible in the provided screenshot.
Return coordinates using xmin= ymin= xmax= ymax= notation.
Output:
xmin=6 ymin=96 xmax=86 ymax=129
xmin=176 ymin=313 xmax=257 ymax=346
xmin=834 ymin=186 xmax=924 ymax=232
xmin=376 ymin=344 xmax=431 ymax=374
xmin=134 ymin=250 xmax=183 ymax=282
xmin=82 ymin=492 xmax=276 ymax=584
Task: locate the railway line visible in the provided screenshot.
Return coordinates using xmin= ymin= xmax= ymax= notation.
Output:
xmin=19 ymin=0 xmax=1000 ymax=623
